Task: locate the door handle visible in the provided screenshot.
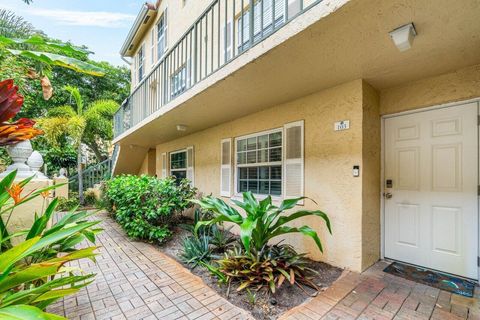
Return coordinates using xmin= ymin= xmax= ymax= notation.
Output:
xmin=384 ymin=192 xmax=393 ymax=199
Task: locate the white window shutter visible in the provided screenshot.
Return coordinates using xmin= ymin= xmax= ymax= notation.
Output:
xmin=186 ymin=146 xmax=194 ymax=186
xmin=287 ymin=0 xmax=301 ymax=19
xmin=283 ymin=120 xmax=304 ymax=202
xmin=220 ymin=138 xmax=232 ymax=197
xmin=161 ymin=152 xmax=167 ymax=178
xmin=164 ymin=8 xmax=168 ymax=51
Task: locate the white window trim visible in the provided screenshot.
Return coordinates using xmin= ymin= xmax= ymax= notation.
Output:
xmin=233 ymin=127 xmax=284 ymax=201
xmin=157 ymin=8 xmax=168 ymax=61
xmin=223 ymin=21 xmax=233 ymax=62
xmin=169 ymin=149 xmax=187 ymax=175
xmin=171 ymin=63 xmax=189 ymax=98
xmin=138 ymin=42 xmax=145 ymax=82
xmin=150 ymin=28 xmax=156 ymax=65
xmin=220 ymin=138 xmax=232 ymax=197
xmin=161 ymin=152 xmax=167 ymax=178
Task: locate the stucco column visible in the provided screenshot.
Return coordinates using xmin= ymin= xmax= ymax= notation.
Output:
xmin=54 ymin=176 xmax=69 ymax=199
xmin=1 ymin=177 xmax=53 ymax=245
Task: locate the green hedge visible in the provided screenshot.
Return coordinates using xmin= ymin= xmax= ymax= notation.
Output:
xmin=103 ymin=175 xmax=197 ymax=243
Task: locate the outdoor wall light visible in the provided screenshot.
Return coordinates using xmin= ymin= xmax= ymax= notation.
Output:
xmin=176 ymin=124 xmax=188 ymax=132
xmin=389 ymin=23 xmax=417 ymax=52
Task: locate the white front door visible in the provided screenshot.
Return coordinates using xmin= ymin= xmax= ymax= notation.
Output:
xmin=384 ymin=102 xmax=478 ymax=279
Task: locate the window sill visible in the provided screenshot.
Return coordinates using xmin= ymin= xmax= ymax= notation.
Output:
xmin=229 ymin=193 xmax=283 ymax=205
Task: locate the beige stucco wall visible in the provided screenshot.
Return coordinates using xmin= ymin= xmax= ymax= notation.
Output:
xmin=380 ymin=64 xmax=480 ymax=115
xmin=130 ymin=0 xmax=213 ymax=88
xmin=132 ymin=64 xmax=480 ymax=272
xmin=138 ymin=154 xmax=149 ymax=175
xmin=153 ymin=79 xmax=382 ymax=272
xmin=53 ymin=176 xmax=69 ymax=199
xmin=1 ymin=178 xmax=52 ymax=245
xmin=138 ymin=149 xmax=157 ymax=176
xmin=361 ymin=81 xmax=381 ymax=270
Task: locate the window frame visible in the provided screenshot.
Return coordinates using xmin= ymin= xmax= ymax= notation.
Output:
xmin=169 ymin=149 xmax=188 ymax=179
xmin=170 ymin=64 xmax=188 ymax=98
xmin=150 ymin=28 xmax=156 ymax=65
xmin=137 ymin=43 xmax=145 ymax=82
xmin=236 ymin=0 xmax=287 ymax=52
xmin=233 ymin=127 xmax=284 ymax=200
xmin=157 ymin=10 xmax=168 ymax=60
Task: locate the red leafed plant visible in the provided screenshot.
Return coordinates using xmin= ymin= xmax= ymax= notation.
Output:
xmin=0 ymin=79 xmax=43 ymax=146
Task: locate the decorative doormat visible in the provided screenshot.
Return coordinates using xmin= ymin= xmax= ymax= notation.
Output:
xmin=383 ymin=262 xmax=476 ymax=297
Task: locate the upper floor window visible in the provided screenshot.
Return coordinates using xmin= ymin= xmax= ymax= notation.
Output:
xmin=224 ymin=21 xmax=233 ymax=61
xmin=150 ymin=29 xmax=155 ymax=65
xmin=157 ymin=10 xmax=168 ymax=60
xmin=236 ymin=130 xmax=283 ymax=196
xmin=138 ymin=43 xmax=145 ymax=82
xmin=171 ymin=65 xmax=187 ymax=98
xmin=237 ymin=0 xmax=287 ymax=52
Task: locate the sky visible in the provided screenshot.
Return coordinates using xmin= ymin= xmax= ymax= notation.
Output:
xmin=0 ymin=0 xmax=144 ymax=66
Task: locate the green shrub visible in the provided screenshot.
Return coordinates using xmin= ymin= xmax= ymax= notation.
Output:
xmin=84 ymin=189 xmax=97 ymax=206
xmin=57 ymin=196 xmax=80 ymax=211
xmin=104 ymin=175 xmax=197 ymax=243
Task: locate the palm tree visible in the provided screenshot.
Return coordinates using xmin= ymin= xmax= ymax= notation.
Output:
xmin=37 ymin=86 xmax=119 ymax=204
xmin=0 ymin=9 xmax=37 ymax=38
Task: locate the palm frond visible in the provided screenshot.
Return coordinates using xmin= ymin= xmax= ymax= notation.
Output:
xmin=64 ymin=86 xmax=83 ymax=115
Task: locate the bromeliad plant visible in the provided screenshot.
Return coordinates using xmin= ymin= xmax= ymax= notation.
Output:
xmin=193 ymin=192 xmax=332 ymax=255
xmin=217 ymin=244 xmax=318 ymax=294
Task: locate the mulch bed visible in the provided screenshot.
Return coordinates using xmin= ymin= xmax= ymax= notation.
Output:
xmin=158 ymin=222 xmax=343 ymax=320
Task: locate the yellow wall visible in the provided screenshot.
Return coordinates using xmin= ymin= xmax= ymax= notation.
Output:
xmin=361 ymin=81 xmax=381 ymax=270
xmin=132 ymin=64 xmax=480 ymax=272
xmin=154 ymin=80 xmax=381 ymax=272
xmin=138 ymin=149 xmax=157 ymax=176
xmin=1 ymin=178 xmax=52 ymax=245
xmin=380 ymin=64 xmax=480 ymax=115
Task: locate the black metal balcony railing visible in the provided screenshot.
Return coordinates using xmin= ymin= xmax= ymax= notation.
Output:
xmin=114 ymin=0 xmax=322 ymax=138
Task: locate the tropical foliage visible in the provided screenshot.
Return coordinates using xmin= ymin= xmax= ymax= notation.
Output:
xmin=0 ymin=9 xmax=129 ymax=177
xmin=38 ymin=86 xmax=119 ymax=158
xmin=193 ymin=192 xmax=332 ymax=254
xmin=56 ymin=196 xmax=80 ymax=212
xmin=37 ymin=86 xmax=119 ymax=202
xmin=0 ymin=9 xmax=38 ymax=38
xmin=0 ymin=170 xmax=101 ymax=319
xmin=103 ymin=175 xmax=197 ymax=243
xmin=187 ymin=192 xmax=332 ymax=294
xmin=216 ymin=244 xmax=319 ymax=294
xmin=0 ymin=35 xmax=104 ymax=78
xmin=180 ymin=209 xmax=236 ymax=268
xmin=0 ymin=79 xmax=43 ymax=145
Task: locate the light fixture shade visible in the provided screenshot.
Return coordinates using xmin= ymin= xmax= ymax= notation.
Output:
xmin=176 ymin=124 xmax=187 ymax=132
xmin=389 ymin=23 xmax=416 ymax=52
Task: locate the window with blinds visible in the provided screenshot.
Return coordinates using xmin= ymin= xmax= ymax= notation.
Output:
xmin=237 ymin=0 xmax=295 ymax=52
xmin=235 ymin=130 xmax=283 ymax=196
xmin=157 ymin=9 xmax=167 ymax=59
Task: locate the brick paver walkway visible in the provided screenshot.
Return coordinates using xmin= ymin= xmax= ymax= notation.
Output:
xmin=48 ymin=211 xmax=253 ymax=320
xmin=280 ymin=262 xmax=479 ymax=320
xmin=48 ymin=211 xmax=479 ymax=320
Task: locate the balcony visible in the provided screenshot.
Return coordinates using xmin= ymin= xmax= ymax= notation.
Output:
xmin=114 ymin=0 xmax=324 ymax=138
